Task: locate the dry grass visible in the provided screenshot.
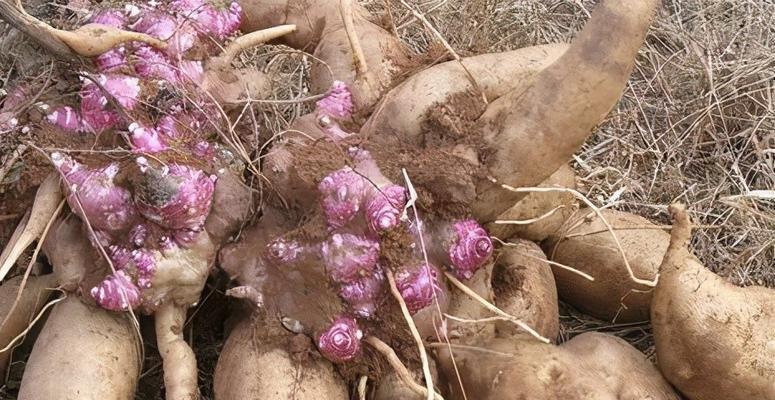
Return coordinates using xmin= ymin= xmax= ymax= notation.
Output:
xmin=0 ymin=0 xmax=773 ymax=398
xmin=364 ymin=0 xmax=774 ymax=288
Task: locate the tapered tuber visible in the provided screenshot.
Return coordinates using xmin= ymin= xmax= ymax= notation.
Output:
xmin=436 ymin=332 xmax=679 ymax=400
xmin=18 ymin=297 xmax=142 ymax=400
xmin=493 ymin=240 xmax=559 ymax=341
xmin=214 ymin=314 xmax=348 ymax=400
xmin=544 ymin=209 xmax=669 ymax=322
xmin=651 ymin=204 xmax=775 ymax=399
xmin=0 ymin=273 xmax=57 ymax=377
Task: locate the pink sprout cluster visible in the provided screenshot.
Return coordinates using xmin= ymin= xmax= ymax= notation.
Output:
xmin=262 ymin=149 xmax=492 ymax=363
xmin=39 ymin=1 xmax=244 ymax=311
xmin=53 ymin=152 xmax=216 ymax=311
xmin=46 ymin=1 xmax=241 ymax=142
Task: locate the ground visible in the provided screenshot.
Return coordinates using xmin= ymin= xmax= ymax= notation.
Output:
xmin=0 ymin=0 xmax=773 ymax=398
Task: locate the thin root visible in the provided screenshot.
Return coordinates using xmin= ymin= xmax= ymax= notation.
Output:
xmin=385 ymin=269 xmax=438 ymax=400
xmin=365 ymin=336 xmax=444 ymax=400
xmin=443 ymin=271 xmax=550 ymax=343
xmin=339 ymin=0 xmax=369 ymax=76
xmin=492 ymin=181 xmax=658 ymax=287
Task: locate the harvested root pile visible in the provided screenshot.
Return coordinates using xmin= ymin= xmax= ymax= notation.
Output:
xmin=0 ymin=0 xmax=772 ymax=399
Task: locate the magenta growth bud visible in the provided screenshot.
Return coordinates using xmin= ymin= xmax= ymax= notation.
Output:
xmin=172 ymin=0 xmax=242 ymax=39
xmin=91 ymin=270 xmax=142 ymax=311
xmin=365 ymin=185 xmax=406 ymax=233
xmin=129 ymin=122 xmax=169 ymax=153
xmin=321 ymin=233 xmax=379 ymax=283
xmin=319 ymin=168 xmax=368 ymax=229
xmin=316 ymin=81 xmax=354 ymax=119
xmin=132 ymin=45 xmax=179 ymax=82
xmin=135 ymin=163 xmax=216 ymax=231
xmin=395 ymin=263 xmax=444 ymax=315
xmin=266 ymin=237 xmax=303 ymax=263
xmin=339 ymin=271 xmax=385 ymax=318
xmin=132 ymin=248 xmax=157 ymax=288
xmin=46 ymin=106 xmax=82 ymax=132
xmin=79 ymin=74 xmax=140 ymax=132
xmin=95 ymin=46 xmax=128 ymax=72
xmin=132 ymin=11 xmax=177 ymax=41
xmin=89 ymin=9 xmax=127 ymax=27
xmin=448 ymin=219 xmax=493 ymax=280
xmin=52 ymin=152 xmax=138 ymax=239
xmin=317 ymin=317 xmax=362 ymax=363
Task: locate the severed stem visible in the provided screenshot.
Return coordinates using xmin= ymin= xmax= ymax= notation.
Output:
xmin=339 ymin=0 xmax=368 ymax=76
xmin=0 ymin=2 xmax=165 ymax=59
xmin=217 ymin=24 xmax=297 ymax=67
xmin=444 ymin=271 xmax=550 ymax=344
xmin=155 ymin=302 xmax=198 ymax=400
xmin=365 ymin=336 xmax=444 ymax=400
xmin=385 ymin=269 xmax=437 ymax=400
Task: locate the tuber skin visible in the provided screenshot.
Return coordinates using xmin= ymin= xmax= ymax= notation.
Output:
xmin=436 ymin=332 xmax=679 ymax=400
xmin=214 ymin=313 xmax=348 ymax=400
xmin=156 ymin=301 xmax=198 ymax=400
xmin=0 ymin=273 xmax=57 ymax=377
xmin=487 ymin=164 xmax=577 ymax=242
xmin=493 ymin=240 xmax=559 ymax=341
xmin=361 ymin=44 xmax=567 ymax=144
xmin=544 ymin=209 xmax=669 ymax=322
xmin=18 ymin=296 xmax=142 ymax=400
xmin=651 ymin=205 xmax=775 ymax=400
xmin=474 ymin=0 xmax=660 ymax=222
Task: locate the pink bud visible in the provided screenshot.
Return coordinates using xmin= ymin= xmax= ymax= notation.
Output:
xmin=395 ymin=263 xmax=444 ymax=315
xmin=46 ymin=106 xmax=83 ymax=132
xmin=95 ymin=46 xmax=128 ymax=72
xmin=132 ymin=11 xmax=177 ymax=41
xmin=109 ymin=245 xmax=133 ymax=269
xmin=90 ymin=270 xmax=142 ymax=311
xmin=266 ymin=237 xmax=303 ymax=263
xmin=319 ymin=168 xmax=368 ymax=229
xmin=135 ymin=163 xmax=216 ymax=231
xmin=129 ymin=122 xmax=169 ymax=153
xmin=321 ymin=234 xmax=379 ymax=283
xmin=132 ymin=45 xmax=179 ymax=82
xmin=177 ymin=60 xmax=204 ymax=83
xmin=317 ymin=317 xmax=362 ymax=363
xmin=448 ymin=219 xmax=492 ymax=280
xmin=316 ymin=81 xmax=354 ymax=119
xmin=80 ymin=74 xmax=140 ymax=132
xmin=89 ymin=9 xmax=127 ymax=27
xmin=365 ymin=185 xmax=406 ymax=233
xmin=128 ymin=224 xmax=148 ymax=247
xmin=131 ymin=248 xmax=156 ymax=288
xmin=173 ymin=0 xmax=242 ymax=39
xmin=52 ymin=152 xmax=138 ymax=239
xmin=339 ymin=270 xmax=385 ymax=318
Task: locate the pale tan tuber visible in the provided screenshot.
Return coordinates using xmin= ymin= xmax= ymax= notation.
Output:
xmin=18 ymin=296 xmax=141 ymax=400
xmin=436 ymin=332 xmax=679 ymax=400
xmin=651 ymin=204 xmax=775 ymax=400
xmin=492 ymin=240 xmax=559 ymax=341
xmin=214 ymin=313 xmax=348 ymax=400
xmin=544 ymin=209 xmax=669 ymax=322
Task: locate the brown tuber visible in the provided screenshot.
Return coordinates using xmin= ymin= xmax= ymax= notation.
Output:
xmin=493 ymin=240 xmax=559 ymax=341
xmin=214 ymin=314 xmax=348 ymax=399
xmin=651 ymin=204 xmax=775 ymax=400
xmin=544 ymin=209 xmax=669 ymax=322
xmin=436 ymin=332 xmax=679 ymax=400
